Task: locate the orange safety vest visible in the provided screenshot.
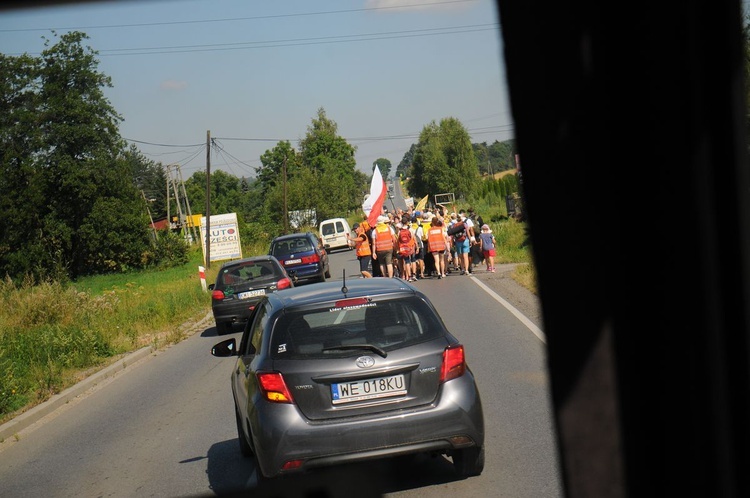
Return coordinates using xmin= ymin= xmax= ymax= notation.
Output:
xmin=374 ymin=224 xmax=395 ymax=252
xmin=427 ymin=227 xmax=447 ymax=252
xmin=354 ymin=230 xmax=371 ymax=257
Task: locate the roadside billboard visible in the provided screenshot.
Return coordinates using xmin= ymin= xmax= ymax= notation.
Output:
xmin=200 ymin=212 xmax=242 ymax=263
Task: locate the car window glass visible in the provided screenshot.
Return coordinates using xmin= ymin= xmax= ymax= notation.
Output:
xmin=322 ymin=224 xmax=334 ymax=235
xmin=335 ymin=221 xmax=344 ymax=232
xmin=246 ymin=303 xmax=269 ymax=356
xmin=271 ymin=241 xmax=289 ymax=257
xmin=220 ymin=261 xmax=277 ymax=285
xmin=270 ymin=297 xmax=444 ymax=358
xmin=294 ymin=238 xmax=312 ymax=251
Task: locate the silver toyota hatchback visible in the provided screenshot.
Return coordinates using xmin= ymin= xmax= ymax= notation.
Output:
xmin=211 ymin=277 xmax=485 ymax=480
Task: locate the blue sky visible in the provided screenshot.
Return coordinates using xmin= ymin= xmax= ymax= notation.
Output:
xmin=0 ymin=0 xmax=512 ymax=179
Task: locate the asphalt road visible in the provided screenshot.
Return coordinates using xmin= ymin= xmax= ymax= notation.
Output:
xmin=0 ymin=249 xmax=559 ymax=498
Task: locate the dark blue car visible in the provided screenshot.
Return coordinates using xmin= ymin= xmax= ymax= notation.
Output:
xmin=269 ymin=232 xmax=330 ymax=284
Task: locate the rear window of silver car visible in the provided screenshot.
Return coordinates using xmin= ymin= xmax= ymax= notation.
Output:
xmin=270 ymin=297 xmax=446 ymax=358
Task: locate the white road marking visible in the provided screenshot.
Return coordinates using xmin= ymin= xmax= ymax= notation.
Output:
xmin=470 ymin=276 xmax=547 ymax=344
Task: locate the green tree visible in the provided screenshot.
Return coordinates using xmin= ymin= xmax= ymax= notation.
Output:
xmin=397 ymin=143 xmax=417 ymax=179
xmin=410 ymin=117 xmax=479 ymax=200
xmin=0 ymin=53 xmax=46 ymax=277
xmin=373 ymin=158 xmax=392 ymax=180
xmin=257 ymin=140 xmax=299 ymax=199
xmin=487 ymin=139 xmax=517 ymax=172
xmin=0 ymin=31 xmax=152 ymax=280
xmin=184 ymin=170 xmax=245 ymax=221
xmin=294 ymin=108 xmax=364 ymax=220
xmin=124 ymin=145 xmax=168 ymax=220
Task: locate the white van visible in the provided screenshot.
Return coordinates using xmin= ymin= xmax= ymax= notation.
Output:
xmin=319 ymin=218 xmax=353 ymax=252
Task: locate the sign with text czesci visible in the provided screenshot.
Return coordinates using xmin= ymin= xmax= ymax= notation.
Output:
xmin=200 ymin=212 xmax=242 ymax=263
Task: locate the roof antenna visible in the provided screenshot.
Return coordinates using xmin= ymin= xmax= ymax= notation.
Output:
xmin=341 ymin=269 xmax=348 ymax=295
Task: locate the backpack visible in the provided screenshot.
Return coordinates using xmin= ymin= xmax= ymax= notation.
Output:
xmin=447 ymin=221 xmax=465 ymax=236
xmin=398 ymin=228 xmax=414 ymax=256
xmin=414 ymin=227 xmax=424 ymax=251
xmin=419 ymin=222 xmax=429 ymax=242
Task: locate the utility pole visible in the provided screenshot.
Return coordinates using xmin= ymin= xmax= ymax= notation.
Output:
xmin=283 ymin=155 xmax=288 ymax=234
xmin=166 ymin=168 xmax=171 ymax=229
xmin=205 ymin=130 xmax=211 ymax=269
xmin=170 ymin=166 xmax=185 ymax=233
xmin=141 ymin=190 xmax=157 ymax=243
xmin=177 ymin=165 xmax=198 ymax=242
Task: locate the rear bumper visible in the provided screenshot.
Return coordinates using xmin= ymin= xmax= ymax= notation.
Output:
xmin=322 ymin=236 xmax=352 ymax=251
xmin=286 ymin=264 xmax=325 ymax=281
xmin=247 ymin=373 xmax=484 ymax=478
xmin=211 ymin=298 xmax=262 ymax=325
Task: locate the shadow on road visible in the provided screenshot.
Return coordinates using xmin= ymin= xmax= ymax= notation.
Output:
xmin=203 ymin=439 xmax=464 ymax=496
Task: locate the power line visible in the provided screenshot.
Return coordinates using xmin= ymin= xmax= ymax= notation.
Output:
xmin=94 ymin=24 xmax=498 ymax=57
xmin=0 ymin=0 xmax=479 ymax=32
xmin=125 ymin=138 xmax=204 ymax=148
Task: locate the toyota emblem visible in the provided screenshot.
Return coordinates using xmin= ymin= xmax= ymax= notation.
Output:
xmin=355 ymin=356 xmax=375 ymax=368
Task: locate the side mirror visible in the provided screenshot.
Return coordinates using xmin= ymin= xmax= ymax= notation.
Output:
xmin=208 ymin=283 xmax=215 ymax=291
xmin=211 ymin=338 xmax=237 ymax=357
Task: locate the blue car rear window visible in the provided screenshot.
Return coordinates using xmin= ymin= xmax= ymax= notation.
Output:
xmin=272 ymin=238 xmax=313 ymax=256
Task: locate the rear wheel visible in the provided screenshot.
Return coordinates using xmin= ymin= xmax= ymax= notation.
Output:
xmin=453 ymin=446 xmax=484 ymax=478
xmin=235 ymin=408 xmax=252 ymax=457
xmin=217 ymin=321 xmax=234 ymax=335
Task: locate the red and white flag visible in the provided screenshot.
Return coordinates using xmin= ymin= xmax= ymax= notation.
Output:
xmin=362 ymin=165 xmax=387 ymax=227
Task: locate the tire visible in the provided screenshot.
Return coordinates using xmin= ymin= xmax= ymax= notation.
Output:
xmin=217 ymin=321 xmax=233 ymax=335
xmin=235 ymin=408 xmax=253 ymax=457
xmin=453 ymin=446 xmax=485 ymax=478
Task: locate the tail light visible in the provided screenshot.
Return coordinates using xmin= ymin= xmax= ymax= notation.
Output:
xmin=211 ymin=290 xmax=225 ymax=300
xmin=300 ymin=253 xmax=320 ymax=264
xmin=440 ymin=344 xmax=466 ymax=383
xmin=277 ymin=277 xmax=292 ymax=290
xmin=257 ymin=372 xmax=294 ymax=403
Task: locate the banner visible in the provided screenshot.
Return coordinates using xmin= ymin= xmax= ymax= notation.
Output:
xmin=200 ymin=212 xmax=242 ymax=263
xmin=362 ymin=166 xmax=387 ymax=227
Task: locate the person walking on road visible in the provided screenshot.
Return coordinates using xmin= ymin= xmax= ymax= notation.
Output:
xmin=395 ymin=218 xmax=417 ymax=282
xmin=450 ymin=214 xmax=472 ymax=275
xmin=427 ymin=217 xmax=449 ymax=279
xmin=372 ymin=215 xmax=397 ymax=278
xmin=352 ymin=222 xmax=373 ymax=278
xmin=478 ymin=224 xmax=497 ymax=272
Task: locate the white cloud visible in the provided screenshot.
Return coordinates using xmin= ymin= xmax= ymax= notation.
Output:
xmin=160 ymin=80 xmax=188 ymax=91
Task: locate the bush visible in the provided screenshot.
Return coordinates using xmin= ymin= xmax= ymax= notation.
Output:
xmin=146 ymin=230 xmax=190 ymax=268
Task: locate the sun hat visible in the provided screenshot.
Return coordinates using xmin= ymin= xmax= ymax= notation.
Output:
xmin=377 ymin=215 xmax=388 ymax=223
xmin=481 ymin=224 xmax=491 ymax=232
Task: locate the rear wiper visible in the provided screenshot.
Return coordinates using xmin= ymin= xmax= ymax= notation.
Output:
xmin=322 ymin=344 xmax=387 ymax=358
